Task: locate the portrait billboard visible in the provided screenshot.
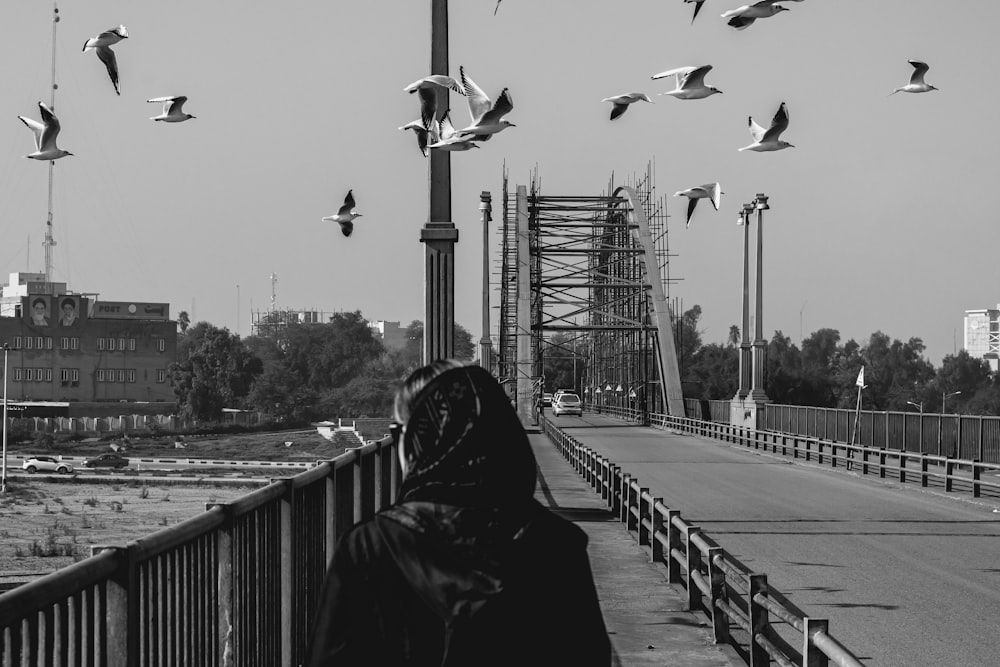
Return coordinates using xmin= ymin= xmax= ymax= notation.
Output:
xmin=25 ymin=296 xmax=51 ymax=327
xmin=57 ymin=296 xmax=81 ymax=327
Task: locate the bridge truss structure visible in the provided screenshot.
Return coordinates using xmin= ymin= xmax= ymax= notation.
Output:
xmin=496 ymin=167 xmax=684 ymax=422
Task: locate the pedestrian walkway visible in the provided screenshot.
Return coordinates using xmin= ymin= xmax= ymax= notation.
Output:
xmin=528 ymin=431 xmax=742 ymax=667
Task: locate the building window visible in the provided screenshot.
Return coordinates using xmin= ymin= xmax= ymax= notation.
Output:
xmin=157 ymin=339 xmax=166 ymax=352
xmin=157 ymin=370 xmax=166 ymax=383
xmin=70 ymin=337 xmax=79 ymax=350
xmin=129 ymin=338 xmax=136 ymax=351
xmin=118 ymin=338 xmax=125 ymax=351
xmin=97 ymin=338 xmax=105 ymax=351
xmin=118 ymin=369 xmax=126 ymax=382
xmin=43 ymin=369 xmax=51 ymax=382
xmin=13 ymin=337 xmax=21 ymax=350
xmin=72 ymin=369 xmax=79 ymax=382
xmin=61 ymin=369 xmax=70 ymax=382
xmin=96 ymin=369 xmax=105 ymax=382
xmin=127 ymin=369 xmax=135 ymax=383
xmin=25 ymin=369 xmax=33 ymax=381
xmin=14 ymin=368 xmax=22 ymax=381
xmin=60 ymin=337 xmax=69 ymax=350
xmin=25 ymin=337 xmax=33 ymax=350
xmin=44 ymin=337 xmax=51 ymax=349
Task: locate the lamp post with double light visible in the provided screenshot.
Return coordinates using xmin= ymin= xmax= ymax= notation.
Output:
xmin=907 ymin=400 xmax=924 ymax=450
xmin=748 ymin=193 xmax=770 ymax=404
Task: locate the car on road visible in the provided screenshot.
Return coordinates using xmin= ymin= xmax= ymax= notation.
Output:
xmin=552 ymin=392 xmax=583 ymax=417
xmin=82 ymin=453 xmax=130 ymax=470
xmin=22 ymin=456 xmax=74 ymax=474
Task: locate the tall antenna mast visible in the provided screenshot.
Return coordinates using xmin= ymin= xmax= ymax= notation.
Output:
xmin=270 ymin=273 xmax=278 ymax=310
xmin=43 ymin=1 xmax=60 ymax=283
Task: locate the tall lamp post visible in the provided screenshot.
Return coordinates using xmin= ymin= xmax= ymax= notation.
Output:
xmin=2 ymin=344 xmax=9 ymax=494
xmin=421 ymin=0 xmax=458 ymax=364
xmin=940 ymin=390 xmax=961 ymax=457
xmin=734 ymin=202 xmax=754 ymax=401
xmin=748 ymin=193 xmax=770 ymax=403
xmin=478 ymin=191 xmax=493 ymax=371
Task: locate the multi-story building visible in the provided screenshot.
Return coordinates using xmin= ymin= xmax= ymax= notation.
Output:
xmin=370 ymin=320 xmax=408 ymax=351
xmin=964 ymin=306 xmax=1000 ymax=371
xmin=0 ymin=272 xmax=177 ymax=406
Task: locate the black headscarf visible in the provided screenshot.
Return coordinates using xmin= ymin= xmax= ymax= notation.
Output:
xmin=397 ymin=365 xmax=537 ymax=509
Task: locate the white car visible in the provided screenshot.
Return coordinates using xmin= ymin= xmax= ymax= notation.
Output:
xmin=22 ymin=456 xmax=74 ymax=474
xmin=552 ymin=393 xmax=583 ymax=417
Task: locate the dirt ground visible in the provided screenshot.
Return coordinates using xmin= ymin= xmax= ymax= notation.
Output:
xmin=0 ymin=478 xmax=258 ymax=583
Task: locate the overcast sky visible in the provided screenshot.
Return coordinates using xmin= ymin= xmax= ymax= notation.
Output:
xmin=1 ymin=1 xmax=996 ymax=365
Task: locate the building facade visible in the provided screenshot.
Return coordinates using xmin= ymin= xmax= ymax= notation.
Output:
xmin=964 ymin=306 xmax=1000 ymax=371
xmin=0 ymin=272 xmax=177 ymax=405
xmin=370 ymin=320 xmax=407 ymax=351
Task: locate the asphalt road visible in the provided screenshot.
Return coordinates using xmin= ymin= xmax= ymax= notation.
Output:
xmin=547 ymin=413 xmax=1000 ymax=667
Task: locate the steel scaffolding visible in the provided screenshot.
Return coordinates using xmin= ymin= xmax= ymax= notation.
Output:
xmin=497 ymin=165 xmax=684 ymax=421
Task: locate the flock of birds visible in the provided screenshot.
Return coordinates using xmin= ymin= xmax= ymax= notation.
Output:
xmin=325 ymin=0 xmax=940 ymax=238
xmin=16 ymin=24 xmax=196 ymax=163
xmin=597 ymin=0 xmax=939 ymax=226
xmin=18 ymin=8 xmax=938 ymax=242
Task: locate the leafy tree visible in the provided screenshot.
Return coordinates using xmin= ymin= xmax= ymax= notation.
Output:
xmin=688 ymin=342 xmax=738 ymax=400
xmin=933 ymin=351 xmax=993 ymax=413
xmin=764 ymin=331 xmax=802 ymax=405
xmin=401 ymin=320 xmax=477 ymax=365
xmin=675 ymin=305 xmax=703 ymax=380
xmin=168 ymin=323 xmax=262 ymax=420
xmin=542 ymin=332 xmax=587 ymax=394
xmin=176 ymin=311 xmax=190 ymax=334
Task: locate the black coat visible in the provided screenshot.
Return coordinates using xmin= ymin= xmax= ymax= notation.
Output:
xmin=305 ymin=500 xmax=611 ymax=666
xmin=305 ymin=366 xmax=611 ymax=666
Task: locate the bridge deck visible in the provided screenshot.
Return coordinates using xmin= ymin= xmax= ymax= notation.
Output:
xmin=529 ymin=430 xmax=741 ymax=666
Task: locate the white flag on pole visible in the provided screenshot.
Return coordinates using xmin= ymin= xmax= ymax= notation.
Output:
xmin=855 ymin=366 xmax=865 ymax=388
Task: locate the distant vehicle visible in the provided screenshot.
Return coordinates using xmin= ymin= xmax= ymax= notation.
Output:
xmin=542 ymin=392 xmax=553 ymax=407
xmin=22 ymin=456 xmax=73 ymax=474
xmin=552 ymin=392 xmax=583 ymax=417
xmin=83 ymin=453 xmax=130 ymax=469
xmin=552 ymin=389 xmax=574 ymax=402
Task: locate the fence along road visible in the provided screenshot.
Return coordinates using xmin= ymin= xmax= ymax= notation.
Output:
xmin=548 ymin=413 xmax=1000 ymax=667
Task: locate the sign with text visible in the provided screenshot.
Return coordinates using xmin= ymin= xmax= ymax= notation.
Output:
xmin=89 ymin=301 xmax=170 ymax=321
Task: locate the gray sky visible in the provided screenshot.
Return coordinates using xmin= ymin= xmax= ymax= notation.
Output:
xmin=1 ymin=1 xmax=995 ymax=365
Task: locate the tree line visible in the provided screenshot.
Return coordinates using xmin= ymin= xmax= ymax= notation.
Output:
xmin=676 ymin=305 xmax=1000 ymax=415
xmin=167 ymin=314 xmax=474 ymax=421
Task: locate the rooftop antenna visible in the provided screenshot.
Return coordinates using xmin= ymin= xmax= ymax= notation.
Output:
xmin=270 ymin=272 xmax=278 ymax=310
xmin=42 ymin=1 xmax=60 ymax=284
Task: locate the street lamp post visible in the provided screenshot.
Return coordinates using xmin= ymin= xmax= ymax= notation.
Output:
xmin=478 ymin=191 xmax=493 ymax=371
xmin=749 ymin=193 xmax=770 ymax=403
xmin=940 ymin=390 xmax=961 ymax=457
xmin=907 ymin=400 xmax=924 ymax=451
xmin=906 ymin=400 xmax=923 ymax=413
xmin=734 ymin=202 xmax=754 ymax=401
xmin=2 ymin=344 xmax=9 ymax=493
xmin=421 ymin=0 xmax=458 ymax=364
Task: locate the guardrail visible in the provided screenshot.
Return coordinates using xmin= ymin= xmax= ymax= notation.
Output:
xmin=0 ymin=438 xmax=399 ymax=666
xmin=544 ymin=420 xmax=864 ymax=667
xmin=585 ymin=405 xmax=1000 ymax=501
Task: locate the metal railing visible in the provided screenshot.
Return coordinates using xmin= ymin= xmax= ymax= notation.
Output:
xmin=587 ymin=404 xmax=1000 ymax=501
xmin=0 ymin=437 xmax=399 ymax=666
xmin=544 ymin=420 xmax=864 ymax=667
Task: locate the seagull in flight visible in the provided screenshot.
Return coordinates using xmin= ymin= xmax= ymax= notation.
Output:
xmin=399 ymin=119 xmax=435 ymax=157
xmin=721 ymin=1 xmax=802 ymax=30
xmin=494 ymin=0 xmax=502 ymax=15
xmin=323 ymin=190 xmax=362 ymax=237
xmin=674 ymin=183 xmax=722 ymax=227
xmin=652 ymin=65 xmax=722 ymax=99
xmin=18 ymin=102 xmax=73 ymax=161
xmin=684 ymin=0 xmax=707 ymax=23
xmin=890 ymin=60 xmax=938 ymax=95
xmin=738 ymin=102 xmax=793 ymax=152
xmin=601 ymin=93 xmax=653 ymax=120
xmin=147 ymin=96 xmax=196 ymax=122
xmin=402 ymin=75 xmax=465 ymax=96
xmin=456 ymin=66 xmax=515 ymax=140
xmin=428 ymin=110 xmax=480 ymax=152
xmin=83 ymin=25 xmax=128 ymax=95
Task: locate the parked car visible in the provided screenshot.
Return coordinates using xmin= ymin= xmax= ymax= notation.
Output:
xmin=83 ymin=453 xmax=130 ymax=469
xmin=22 ymin=456 xmax=74 ymax=474
xmin=542 ymin=392 xmax=553 ymax=407
xmin=552 ymin=392 xmax=583 ymax=417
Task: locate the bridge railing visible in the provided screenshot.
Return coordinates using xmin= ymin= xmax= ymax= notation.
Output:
xmin=544 ymin=419 xmax=864 ymax=667
xmin=0 ymin=436 xmax=399 ymax=667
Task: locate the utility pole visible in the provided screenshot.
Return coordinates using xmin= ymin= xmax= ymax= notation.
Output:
xmin=420 ymin=0 xmax=458 ymax=364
